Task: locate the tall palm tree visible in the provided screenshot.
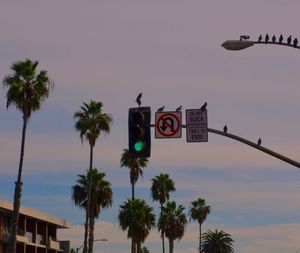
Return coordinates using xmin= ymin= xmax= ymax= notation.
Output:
xmin=120 ymin=149 xmax=148 ymax=199
xmin=201 ymin=229 xmax=234 ymax=253
xmin=189 ymin=198 xmax=211 ymax=253
xmin=158 ymin=201 xmax=187 ymax=253
xmin=72 ymin=169 xmax=113 ymax=253
xmin=73 ymin=100 xmax=112 ymax=253
xmin=118 ymin=198 xmax=155 ymax=253
xmin=2 ymin=59 xmax=53 ymax=253
xmin=151 ymin=173 xmax=175 ymax=253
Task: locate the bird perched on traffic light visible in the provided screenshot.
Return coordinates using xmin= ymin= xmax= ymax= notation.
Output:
xmin=176 ymin=105 xmax=182 ymax=112
xmin=257 ymin=138 xmax=262 ymax=146
xmin=287 ymin=35 xmax=292 ymax=45
xmin=272 ymin=35 xmax=276 ymax=43
xmin=265 ymin=34 xmax=269 ymax=43
xmin=157 ymin=106 xmax=165 ymax=112
xmin=135 ymin=93 xmax=142 ymax=107
xmin=279 ymin=34 xmax=283 ymax=44
xmin=293 ymin=38 xmax=298 ymax=47
xmin=223 ymin=125 xmax=228 ymax=133
xmin=200 ymin=102 xmax=207 ymax=111
xmin=258 ymin=34 xmax=262 ymax=42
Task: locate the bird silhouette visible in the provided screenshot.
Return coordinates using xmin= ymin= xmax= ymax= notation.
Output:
xmin=258 ymin=34 xmax=262 ymax=42
xmin=223 ymin=125 xmax=228 ymax=133
xmin=176 ymin=105 xmax=182 ymax=112
xmin=287 ymin=35 xmax=292 ymax=45
xmin=135 ymin=93 xmax=142 ymax=107
xmin=240 ymin=35 xmax=250 ymax=40
xmin=200 ymin=102 xmax=207 ymax=111
xmin=265 ymin=34 xmax=269 ymax=43
xmin=257 ymin=138 xmax=262 ymax=146
xmin=279 ymin=34 xmax=283 ymax=44
xmin=272 ymin=35 xmax=276 ymax=43
xmin=157 ymin=106 xmax=165 ymax=112
xmin=293 ymin=38 xmax=298 ymax=47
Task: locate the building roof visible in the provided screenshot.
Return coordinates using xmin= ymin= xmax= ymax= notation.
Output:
xmin=0 ymin=199 xmax=70 ymax=229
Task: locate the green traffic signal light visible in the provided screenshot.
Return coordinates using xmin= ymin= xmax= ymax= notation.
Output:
xmin=134 ymin=140 xmax=144 ymax=152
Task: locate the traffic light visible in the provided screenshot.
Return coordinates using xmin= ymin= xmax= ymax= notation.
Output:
xmin=128 ymin=107 xmax=151 ymax=158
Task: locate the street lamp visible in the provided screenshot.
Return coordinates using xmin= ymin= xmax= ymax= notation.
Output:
xmin=222 ymin=34 xmax=300 ymax=51
xmin=219 ymin=34 xmax=300 ymax=168
xmin=76 ymin=239 xmax=108 ymax=253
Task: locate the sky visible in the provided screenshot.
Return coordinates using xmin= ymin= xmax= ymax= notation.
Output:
xmin=0 ymin=1 xmax=300 ymax=253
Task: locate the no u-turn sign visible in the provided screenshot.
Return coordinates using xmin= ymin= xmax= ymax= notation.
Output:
xmin=155 ymin=112 xmax=182 ymax=138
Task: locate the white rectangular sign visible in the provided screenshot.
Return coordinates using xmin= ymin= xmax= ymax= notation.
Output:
xmin=186 ymin=109 xmax=208 ymax=142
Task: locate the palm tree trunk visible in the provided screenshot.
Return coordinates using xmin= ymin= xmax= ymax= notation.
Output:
xmin=169 ymin=239 xmax=174 ymax=253
xmin=160 ymin=203 xmax=165 ymax=253
xmin=131 ymin=181 xmax=135 ymax=200
xmin=131 ymin=236 xmax=136 ymax=253
xmin=137 ymin=240 xmax=141 ymax=253
xmin=199 ymin=224 xmax=202 ymax=253
xmin=82 ymin=206 xmax=89 ymax=253
xmin=85 ymin=144 xmax=94 ymax=253
xmin=10 ymin=115 xmax=27 ymax=253
xmin=88 ymin=216 xmax=95 ymax=253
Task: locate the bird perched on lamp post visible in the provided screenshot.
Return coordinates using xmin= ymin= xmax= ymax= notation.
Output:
xmin=293 ymin=38 xmax=298 ymax=47
xmin=258 ymin=34 xmax=262 ymax=42
xmin=287 ymin=35 xmax=292 ymax=45
xmin=223 ymin=125 xmax=228 ymax=133
xmin=279 ymin=34 xmax=283 ymax=44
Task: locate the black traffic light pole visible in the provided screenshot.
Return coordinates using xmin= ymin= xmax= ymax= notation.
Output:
xmin=207 ymin=127 xmax=300 ymax=168
xmin=149 ymin=123 xmax=300 ymax=168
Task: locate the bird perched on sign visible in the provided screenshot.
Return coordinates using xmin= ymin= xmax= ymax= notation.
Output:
xmin=272 ymin=35 xmax=276 ymax=43
xmin=176 ymin=105 xmax=182 ymax=112
xmin=279 ymin=34 xmax=283 ymax=44
xmin=293 ymin=38 xmax=298 ymax=47
xmin=135 ymin=93 xmax=142 ymax=107
xmin=200 ymin=102 xmax=207 ymax=111
xmin=257 ymin=138 xmax=262 ymax=146
xmin=157 ymin=106 xmax=165 ymax=112
xmin=265 ymin=34 xmax=269 ymax=43
xmin=287 ymin=35 xmax=292 ymax=45
xmin=223 ymin=125 xmax=228 ymax=133
xmin=258 ymin=34 xmax=262 ymax=42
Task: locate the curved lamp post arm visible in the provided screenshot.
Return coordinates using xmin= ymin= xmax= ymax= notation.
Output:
xmin=208 ymin=128 xmax=300 ymax=168
xmin=222 ymin=37 xmax=300 ymax=51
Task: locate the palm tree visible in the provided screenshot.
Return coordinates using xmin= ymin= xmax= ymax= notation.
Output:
xmin=120 ymin=149 xmax=148 ymax=199
xmin=189 ymin=198 xmax=211 ymax=253
xmin=73 ymin=100 xmax=112 ymax=253
xmin=201 ymin=229 xmax=234 ymax=253
xmin=158 ymin=201 xmax=187 ymax=253
xmin=118 ymin=198 xmax=155 ymax=253
xmin=72 ymin=169 xmax=113 ymax=253
xmin=151 ymin=173 xmax=175 ymax=253
xmin=2 ymin=59 xmax=53 ymax=253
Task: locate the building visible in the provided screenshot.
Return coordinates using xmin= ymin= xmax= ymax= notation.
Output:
xmin=0 ymin=199 xmax=70 ymax=253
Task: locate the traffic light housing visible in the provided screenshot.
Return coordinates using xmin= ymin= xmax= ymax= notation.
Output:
xmin=128 ymin=107 xmax=151 ymax=158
